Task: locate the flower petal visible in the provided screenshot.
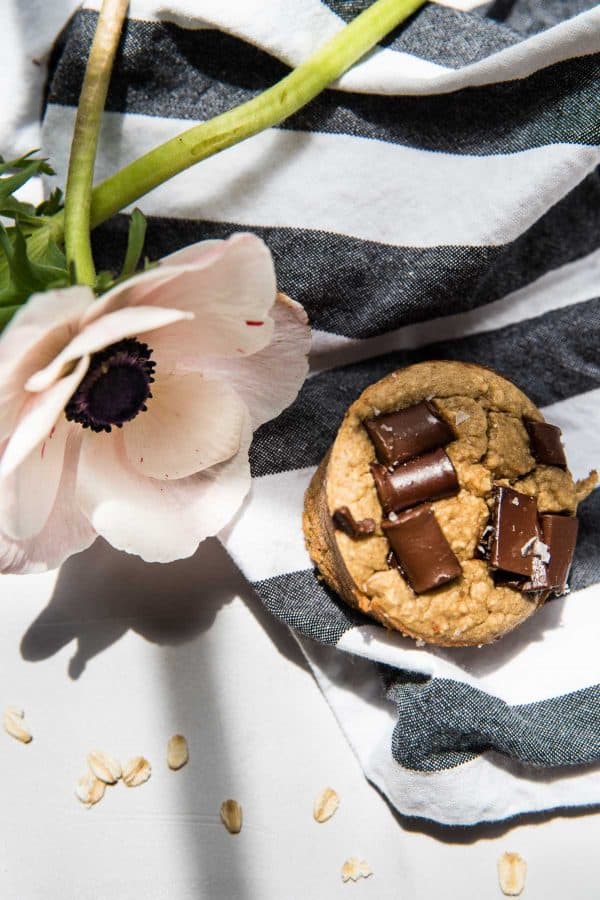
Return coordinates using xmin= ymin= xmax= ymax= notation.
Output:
xmin=194 ymin=294 xmax=310 ymax=429
xmin=82 ymin=234 xmax=276 ymax=365
xmin=26 ymin=306 xmax=193 ymax=393
xmin=1 ymin=356 xmax=90 ymax=478
xmin=76 ymin=419 xmax=252 ymax=563
xmin=80 ymin=247 xmax=226 ymax=326
xmin=123 ymin=373 xmax=246 ymax=480
xmin=0 ymin=426 xmax=96 ymax=573
xmin=159 ymin=239 xmax=223 ymax=269
xmin=0 ymin=286 xmax=93 ymax=368
xmin=0 ymin=417 xmax=69 ymax=540
xmin=0 ymin=286 xmax=93 ymax=440
xmin=147 ymin=234 xmax=276 ymax=362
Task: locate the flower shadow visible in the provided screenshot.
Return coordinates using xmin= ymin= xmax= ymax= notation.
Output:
xmin=20 ymin=536 xmax=247 ymax=679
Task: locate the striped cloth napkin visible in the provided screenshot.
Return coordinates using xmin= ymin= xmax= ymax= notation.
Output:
xmin=38 ymin=0 xmax=600 ymax=825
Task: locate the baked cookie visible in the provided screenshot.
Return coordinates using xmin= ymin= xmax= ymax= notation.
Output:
xmin=303 ymin=361 xmax=597 ymax=647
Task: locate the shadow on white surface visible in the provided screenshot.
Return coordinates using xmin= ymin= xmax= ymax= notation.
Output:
xmin=18 ymin=534 xmax=314 ymax=897
xmin=434 ymin=594 xmax=566 ymax=679
xmin=16 ymin=534 xmax=600 ymax=859
xmin=20 ymin=536 xmax=307 ymax=679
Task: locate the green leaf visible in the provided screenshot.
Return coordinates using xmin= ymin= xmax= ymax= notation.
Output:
xmin=120 ymin=208 xmax=147 ymax=279
xmin=0 ymin=161 xmax=53 ymax=206
xmin=0 ymin=195 xmax=37 ymax=220
xmin=43 ymin=239 xmax=67 ymax=270
xmin=0 ymin=150 xmax=54 ymax=178
xmin=0 ymin=224 xmax=70 ymax=305
xmin=94 ymin=270 xmax=115 ymax=293
xmin=36 ymin=187 xmax=63 ymax=217
xmin=0 ymin=154 xmax=62 ymax=232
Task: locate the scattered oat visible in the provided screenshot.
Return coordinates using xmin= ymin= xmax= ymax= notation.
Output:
xmin=87 ymin=750 xmax=122 ymax=784
xmin=122 ymin=756 xmax=151 ymax=787
xmin=220 ymin=799 xmax=242 ymax=834
xmin=3 ymin=706 xmax=32 ymax=744
xmin=76 ymin=771 xmax=106 ymax=808
xmin=498 ymin=852 xmax=527 ymax=896
xmin=341 ymin=858 xmax=372 ymax=883
xmin=313 ymin=787 xmax=339 ymax=823
xmin=167 ymin=734 xmax=189 ymax=770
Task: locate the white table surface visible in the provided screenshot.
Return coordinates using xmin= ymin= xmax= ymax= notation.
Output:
xmin=1 ymin=537 xmax=599 ymax=899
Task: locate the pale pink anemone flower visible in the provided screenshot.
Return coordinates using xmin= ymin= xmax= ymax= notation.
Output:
xmin=0 ymin=234 xmax=310 ymax=573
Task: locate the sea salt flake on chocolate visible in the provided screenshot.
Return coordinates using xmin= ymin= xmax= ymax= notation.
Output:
xmin=365 ymin=400 xmax=455 ymax=467
xmin=532 ymin=539 xmax=551 ymax=564
xmin=520 ymin=537 xmax=536 ymax=557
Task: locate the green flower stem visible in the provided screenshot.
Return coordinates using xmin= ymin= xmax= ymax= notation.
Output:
xmin=77 ymin=0 xmax=424 ymax=231
xmin=63 ymin=0 xmax=128 ymax=285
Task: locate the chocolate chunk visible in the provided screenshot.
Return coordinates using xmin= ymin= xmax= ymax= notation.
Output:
xmin=493 ymin=569 xmax=549 ymax=604
xmin=332 ymin=506 xmax=376 ymax=539
xmin=386 ymin=548 xmax=405 ymax=575
xmin=370 ymin=448 xmax=459 ymax=514
xmin=489 ymin=486 xmax=540 ymax=578
xmin=365 ymin=401 xmax=455 ymax=467
xmin=524 ymin=419 xmax=567 ymax=468
xmin=382 ymin=504 xmax=462 ymax=593
xmin=540 ymin=514 xmax=578 ymax=593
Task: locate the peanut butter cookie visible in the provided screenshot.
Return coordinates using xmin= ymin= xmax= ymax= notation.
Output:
xmin=303 ymin=361 xmax=596 ymax=647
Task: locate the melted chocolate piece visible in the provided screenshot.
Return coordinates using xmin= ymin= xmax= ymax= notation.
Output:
xmin=371 ymin=448 xmax=459 ymax=514
xmin=489 ymin=486 xmax=540 ymax=578
xmin=493 ymin=569 xmax=550 ymax=605
xmin=365 ymin=401 xmax=455 ymax=467
xmin=332 ymin=506 xmax=376 ymax=539
xmin=524 ymin=419 xmax=567 ymax=468
xmin=386 ymin=548 xmax=405 ymax=576
xmin=382 ymin=504 xmax=462 ymax=593
xmin=540 ymin=514 xmax=578 ymax=593
xmin=495 ymin=550 xmax=549 ymax=588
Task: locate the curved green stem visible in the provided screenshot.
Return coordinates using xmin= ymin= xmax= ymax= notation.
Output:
xmin=88 ymin=0 xmax=424 ymax=228
xmin=63 ymin=0 xmax=128 ymax=284
xmin=36 ymin=0 xmax=424 ymax=258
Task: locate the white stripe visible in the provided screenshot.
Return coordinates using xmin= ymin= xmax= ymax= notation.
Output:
xmin=44 ymin=106 xmax=600 ymax=248
xmin=310 ymin=248 xmax=600 ymax=372
xmin=221 ymin=467 xmax=315 ymax=582
xmin=303 ymin=638 xmax=600 ymax=826
xmin=83 ymin=1 xmax=600 ymax=96
xmin=544 ymin=389 xmax=600 ymax=482
xmin=337 ymin=582 xmax=600 ymax=705
xmin=222 ymin=389 xmax=599 ymax=582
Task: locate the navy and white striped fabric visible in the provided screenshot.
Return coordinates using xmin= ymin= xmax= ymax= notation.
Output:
xmin=42 ymin=0 xmax=600 ymax=825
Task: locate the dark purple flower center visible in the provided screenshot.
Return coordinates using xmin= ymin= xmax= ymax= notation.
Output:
xmin=65 ymin=337 xmax=156 ymax=433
